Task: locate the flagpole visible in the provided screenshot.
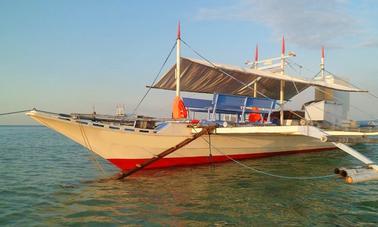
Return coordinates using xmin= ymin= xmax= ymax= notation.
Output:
xmin=253 ymin=44 xmax=258 ymax=98
xmin=321 ymin=46 xmax=325 ymax=80
xmin=280 ymin=36 xmax=285 ymax=125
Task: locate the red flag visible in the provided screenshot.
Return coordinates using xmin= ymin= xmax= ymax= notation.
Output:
xmin=177 ymin=21 xmax=181 ymax=40
xmin=321 ymin=46 xmax=325 ymax=59
xmin=255 ymin=44 xmax=259 ymax=62
xmin=282 ymin=36 xmax=285 ymax=55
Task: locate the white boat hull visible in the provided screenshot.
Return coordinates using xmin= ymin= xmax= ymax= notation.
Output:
xmin=28 ymin=111 xmax=362 ymax=171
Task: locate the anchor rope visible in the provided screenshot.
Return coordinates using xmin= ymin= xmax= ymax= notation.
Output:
xmin=191 ymin=127 xmax=337 ymax=180
xmin=131 ymin=41 xmax=177 ymax=115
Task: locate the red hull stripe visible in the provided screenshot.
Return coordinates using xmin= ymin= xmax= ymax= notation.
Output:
xmin=108 ymin=147 xmax=335 ymax=171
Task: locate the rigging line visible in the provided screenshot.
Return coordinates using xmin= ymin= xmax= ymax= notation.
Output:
xmin=0 ymin=109 xmax=31 ymax=116
xmin=323 ymin=69 xmax=366 ymax=91
xmin=290 ymin=80 xmax=335 ymax=124
xmin=287 ymin=62 xmax=376 ymax=121
xmin=182 ymin=39 xmax=308 ymax=123
xmin=286 ymin=59 xmax=320 ymax=78
xmin=291 ymin=80 xmax=312 ymax=122
xmin=368 ymin=91 xmax=378 ymax=99
xmin=180 ymin=39 xmax=351 ymax=125
xmin=368 ymin=92 xmax=378 ymax=100
xmin=323 ymin=69 xmax=378 ymax=102
xmin=286 ymin=60 xmax=302 ymax=75
xmin=182 ymin=39 xmax=304 ymax=111
xmin=190 ymin=126 xmax=337 ymax=180
xmin=288 ymin=62 xmax=378 ymax=118
xmin=132 ymin=42 xmax=177 ymax=115
xmin=323 ymin=69 xmax=378 ymax=106
xmin=288 ymin=65 xmax=376 ymax=121
xmin=314 ymin=86 xmax=377 ymax=120
xmin=181 ymin=39 xmax=271 ymax=100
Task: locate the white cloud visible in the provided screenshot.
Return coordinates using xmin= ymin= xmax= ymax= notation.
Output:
xmin=196 ymin=0 xmax=364 ymax=49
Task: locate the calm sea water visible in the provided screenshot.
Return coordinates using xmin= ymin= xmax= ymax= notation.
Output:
xmin=0 ymin=126 xmax=377 ymax=226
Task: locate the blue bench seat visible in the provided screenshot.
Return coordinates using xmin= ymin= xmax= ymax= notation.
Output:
xmin=183 ymin=93 xmax=276 ymax=123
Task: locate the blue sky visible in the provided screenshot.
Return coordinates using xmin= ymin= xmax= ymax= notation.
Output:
xmin=1 ymin=0 xmax=378 ymax=124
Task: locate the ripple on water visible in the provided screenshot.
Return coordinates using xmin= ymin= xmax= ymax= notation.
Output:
xmin=0 ymin=126 xmax=377 ymax=226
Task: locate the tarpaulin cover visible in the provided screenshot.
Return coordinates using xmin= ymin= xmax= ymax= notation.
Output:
xmin=151 ymin=57 xmax=366 ymax=100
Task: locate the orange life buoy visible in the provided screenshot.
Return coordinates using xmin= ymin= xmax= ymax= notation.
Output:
xmin=172 ymin=96 xmax=188 ymax=119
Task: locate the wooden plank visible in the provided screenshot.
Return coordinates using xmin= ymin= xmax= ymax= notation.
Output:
xmin=114 ymin=125 xmax=216 ymax=180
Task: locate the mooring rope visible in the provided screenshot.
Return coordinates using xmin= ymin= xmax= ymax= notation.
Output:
xmin=0 ymin=108 xmax=108 ymax=176
xmin=0 ymin=109 xmax=32 ymax=116
xmin=0 ymin=108 xmax=66 ymax=117
xmin=191 ymin=126 xmax=337 ymax=180
xmin=131 ymin=41 xmax=177 ymax=115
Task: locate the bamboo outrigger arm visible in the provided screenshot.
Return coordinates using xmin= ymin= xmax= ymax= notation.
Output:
xmin=298 ymin=126 xmax=378 ymax=183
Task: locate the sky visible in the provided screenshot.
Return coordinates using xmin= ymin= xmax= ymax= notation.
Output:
xmin=1 ymin=0 xmax=378 ymax=124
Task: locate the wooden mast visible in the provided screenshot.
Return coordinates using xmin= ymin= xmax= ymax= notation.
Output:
xmin=172 ymin=21 xmax=187 ymax=119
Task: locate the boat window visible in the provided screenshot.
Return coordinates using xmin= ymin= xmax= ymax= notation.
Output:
xmin=109 ymin=126 xmax=120 ymax=130
xmin=76 ymin=120 xmax=88 ymax=125
xmin=139 ymin=129 xmax=149 ymax=133
xmin=124 ymin=128 xmax=135 ymax=132
xmin=135 ymin=120 xmax=156 ymax=129
xmin=58 ymin=117 xmax=71 ymax=121
xmin=93 ymin=123 xmax=104 ymax=127
xmin=154 ymin=122 xmax=168 ymax=131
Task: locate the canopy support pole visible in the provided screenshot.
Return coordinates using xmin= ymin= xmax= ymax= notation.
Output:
xmin=280 ymin=80 xmax=285 ymax=125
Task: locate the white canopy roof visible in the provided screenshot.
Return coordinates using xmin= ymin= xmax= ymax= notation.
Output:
xmin=151 ymin=57 xmax=366 ymax=100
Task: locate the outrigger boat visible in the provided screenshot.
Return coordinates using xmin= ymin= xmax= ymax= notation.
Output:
xmin=27 ymin=24 xmax=378 ymax=183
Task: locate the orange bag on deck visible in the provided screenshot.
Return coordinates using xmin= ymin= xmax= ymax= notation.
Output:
xmin=248 ymin=107 xmax=262 ymax=123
